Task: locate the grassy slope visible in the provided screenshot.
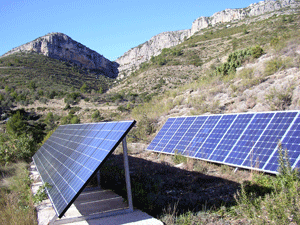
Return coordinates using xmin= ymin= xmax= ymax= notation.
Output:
xmin=112 ymin=11 xmax=300 ymax=136
xmin=0 ymin=52 xmax=113 ymax=93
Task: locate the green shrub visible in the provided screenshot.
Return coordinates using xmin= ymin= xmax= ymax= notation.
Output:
xmin=33 ymin=183 xmax=51 ymax=204
xmin=264 ymin=57 xmax=293 ymax=76
xmin=6 ymin=111 xmax=27 ymax=136
xmin=0 ymin=133 xmax=36 ymax=165
xmin=70 ymin=116 xmax=80 ymax=124
xmin=29 ymin=81 xmax=37 ymax=91
xmin=0 ymin=162 xmax=36 ymax=224
xmin=47 ymin=90 xmax=57 ymax=99
xmin=69 ymin=106 xmax=81 ymax=114
xmin=61 ymin=114 xmax=80 ymax=125
xmin=216 ymin=46 xmax=263 ymax=76
xmin=129 ymin=114 xmax=156 ymax=142
xmin=44 ymin=112 xmax=57 ymax=130
xmin=265 ymin=85 xmax=294 ymax=110
xmin=234 ymin=144 xmax=300 ymax=224
xmin=64 ymin=92 xmax=81 ymax=105
xmin=91 ymin=110 xmax=104 ymax=122
xmin=173 ymin=150 xmax=187 ymax=164
xmin=117 ymin=105 xmax=127 ymax=112
xmin=251 ymin=45 xmax=264 ymax=58
xmin=80 ymin=83 xmax=88 ymax=93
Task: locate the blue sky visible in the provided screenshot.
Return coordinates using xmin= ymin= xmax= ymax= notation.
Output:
xmin=1 ymin=0 xmax=257 ymax=61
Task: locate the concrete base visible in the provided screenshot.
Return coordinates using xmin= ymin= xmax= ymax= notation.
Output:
xmin=86 ymin=210 xmax=163 ymax=225
xmin=30 ymin=163 xmax=163 ymax=225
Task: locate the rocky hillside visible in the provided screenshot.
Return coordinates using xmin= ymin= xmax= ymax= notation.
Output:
xmin=116 ymin=0 xmax=300 ymax=76
xmin=1 ymin=32 xmax=119 ymax=78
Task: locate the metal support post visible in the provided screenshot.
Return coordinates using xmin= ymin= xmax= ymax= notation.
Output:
xmin=49 ymin=215 xmax=58 ymax=225
xmin=122 ymin=137 xmax=134 ymax=212
xmin=97 ymin=170 xmax=101 ymax=187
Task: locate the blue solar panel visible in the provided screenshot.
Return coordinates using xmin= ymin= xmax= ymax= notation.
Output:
xmin=177 ymin=116 xmax=208 ymax=155
xmin=146 ymin=111 xmax=300 ymax=174
xmin=209 ymin=113 xmax=254 ymax=163
xmin=195 ymin=114 xmax=235 ymax=160
xmin=33 ymin=120 xmax=136 ymax=218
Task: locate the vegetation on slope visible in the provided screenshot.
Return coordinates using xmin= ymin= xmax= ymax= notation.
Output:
xmin=0 ymin=52 xmax=113 ymax=114
xmin=0 ymin=7 xmax=300 ymax=225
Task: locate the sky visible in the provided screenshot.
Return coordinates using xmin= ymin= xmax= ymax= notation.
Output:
xmin=1 ymin=0 xmax=258 ymax=61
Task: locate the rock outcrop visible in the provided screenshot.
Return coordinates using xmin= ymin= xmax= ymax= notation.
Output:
xmin=191 ymin=0 xmax=297 ymax=35
xmin=1 ymin=32 xmax=119 ymax=78
xmin=116 ymin=30 xmax=190 ymax=76
xmin=116 ymin=0 xmax=299 ymax=75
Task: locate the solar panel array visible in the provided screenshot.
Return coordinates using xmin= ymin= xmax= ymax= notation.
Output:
xmin=33 ymin=120 xmax=136 ymax=218
xmin=147 ymin=111 xmax=300 ymax=174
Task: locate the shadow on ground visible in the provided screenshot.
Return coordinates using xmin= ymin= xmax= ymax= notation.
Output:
xmin=87 ymin=153 xmax=240 ymax=218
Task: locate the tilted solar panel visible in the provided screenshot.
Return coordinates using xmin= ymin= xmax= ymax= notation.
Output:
xmin=33 ymin=120 xmax=136 ymax=218
xmin=146 ymin=111 xmax=300 ymax=174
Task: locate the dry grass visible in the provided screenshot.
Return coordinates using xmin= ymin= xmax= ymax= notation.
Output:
xmin=0 ymin=162 xmax=37 ymax=225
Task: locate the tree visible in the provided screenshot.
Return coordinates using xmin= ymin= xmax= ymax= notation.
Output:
xmin=45 ymin=112 xmax=56 ymax=130
xmin=29 ymin=81 xmax=37 ymax=91
xmin=6 ymin=111 xmax=27 ymax=136
xmin=80 ymin=83 xmax=88 ymax=93
xmin=98 ymin=86 xmax=103 ymax=94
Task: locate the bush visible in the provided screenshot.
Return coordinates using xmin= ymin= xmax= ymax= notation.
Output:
xmin=6 ymin=111 xmax=27 ymax=136
xmin=91 ymin=110 xmax=104 ymax=122
xmin=264 ymin=58 xmax=284 ymax=75
xmin=265 ymin=86 xmax=294 ymax=110
xmin=0 ymin=162 xmax=36 ymax=224
xmin=173 ymin=150 xmax=187 ymax=164
xmin=216 ymin=46 xmax=263 ymax=76
xmin=44 ymin=112 xmax=57 ymax=130
xmin=47 ymin=90 xmax=57 ymax=99
xmin=234 ymin=144 xmax=300 ymax=224
xmin=117 ymin=105 xmax=127 ymax=112
xmin=0 ymin=133 xmax=36 ymax=165
xmin=130 ymin=114 xmax=156 ymax=142
xmin=69 ymin=106 xmax=81 ymax=114
xmin=64 ymin=92 xmax=81 ymax=105
xmin=70 ymin=116 xmax=80 ymax=124
xmin=251 ymin=45 xmax=264 ymax=58
xmin=61 ymin=114 xmax=80 ymax=125
xmin=80 ymin=83 xmax=88 ymax=93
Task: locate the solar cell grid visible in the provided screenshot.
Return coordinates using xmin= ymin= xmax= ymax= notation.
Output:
xmin=263 ymin=111 xmax=300 ymax=172
xmin=195 ymin=114 xmax=235 ymax=160
xmin=226 ymin=113 xmax=274 ymax=168
xmin=188 ymin=115 xmax=222 ymax=157
xmin=180 ymin=116 xmax=208 ymax=155
xmin=154 ymin=118 xmax=179 ymax=152
xmin=146 ymin=111 xmax=300 ymax=174
xmin=210 ymin=113 xmax=254 ymax=163
xmin=33 ymin=120 xmax=136 ymax=218
xmin=147 ymin=118 xmax=175 ymax=151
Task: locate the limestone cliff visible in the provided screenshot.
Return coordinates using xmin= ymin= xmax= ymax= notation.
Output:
xmin=1 ymin=32 xmax=119 ymax=78
xmin=116 ymin=0 xmax=299 ymax=75
xmin=191 ymin=0 xmax=297 ymax=35
xmin=116 ymin=30 xmax=190 ymax=76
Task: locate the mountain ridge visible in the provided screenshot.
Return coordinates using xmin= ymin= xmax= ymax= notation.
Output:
xmin=1 ymin=32 xmax=119 ymax=78
xmin=1 ymin=0 xmax=299 ymax=79
xmin=116 ymin=0 xmax=300 ymax=77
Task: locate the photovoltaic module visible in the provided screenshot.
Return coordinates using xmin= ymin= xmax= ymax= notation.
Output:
xmin=32 ymin=120 xmax=136 ymax=218
xmin=147 ymin=111 xmax=300 ymax=174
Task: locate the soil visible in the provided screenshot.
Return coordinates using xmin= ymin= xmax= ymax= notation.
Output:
xmin=96 ymin=146 xmax=253 ymax=219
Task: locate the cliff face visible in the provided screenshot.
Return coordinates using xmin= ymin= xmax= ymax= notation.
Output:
xmin=116 ymin=0 xmax=299 ymax=75
xmin=1 ymin=32 xmax=119 ymax=78
xmin=191 ymin=0 xmax=297 ymax=35
xmin=116 ymin=30 xmax=190 ymax=74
